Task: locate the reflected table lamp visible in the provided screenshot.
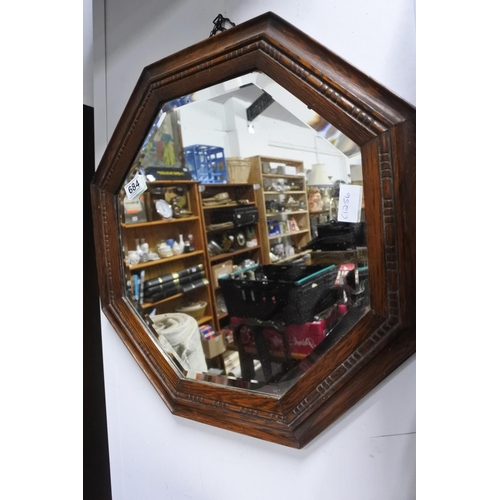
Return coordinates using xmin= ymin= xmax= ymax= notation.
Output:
xmin=308 ymin=163 xmax=335 ymax=218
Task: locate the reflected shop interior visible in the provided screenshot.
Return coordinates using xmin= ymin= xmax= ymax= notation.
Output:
xmin=118 ymin=72 xmax=369 ymax=395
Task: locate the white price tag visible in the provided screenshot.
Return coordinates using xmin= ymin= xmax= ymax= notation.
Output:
xmin=337 ymin=184 xmax=363 ymax=223
xmin=124 ymin=174 xmax=148 ymax=200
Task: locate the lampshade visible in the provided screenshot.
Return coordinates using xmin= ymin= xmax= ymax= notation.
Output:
xmin=308 ymin=163 xmax=332 ymax=186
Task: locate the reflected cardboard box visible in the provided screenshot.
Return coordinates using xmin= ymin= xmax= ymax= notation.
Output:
xmin=201 ymin=332 xmax=226 ymax=359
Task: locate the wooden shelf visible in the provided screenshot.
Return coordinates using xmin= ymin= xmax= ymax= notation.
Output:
xmin=142 ymin=292 xmax=183 ymax=308
xmin=141 ymin=281 xmax=211 ymax=308
xmin=197 ymin=315 xmax=213 ymax=325
xmin=121 ymin=215 xmax=199 ymax=229
xmin=309 ymin=247 xmax=368 ymax=265
xmin=268 ymin=229 xmax=309 ymax=240
xmin=127 ymin=250 xmax=204 ymax=270
xmin=209 ymin=245 xmax=260 ymax=262
xmin=147 ymin=180 xmax=198 ymax=186
xmin=273 ymin=250 xmax=311 ymax=264
xmin=206 ymin=224 xmax=235 ymax=232
xmin=261 ymin=173 xmax=305 ymax=180
xmin=263 ymin=190 xmax=306 ymax=195
xmin=265 ymin=210 xmax=308 ymax=217
xmin=203 ymin=201 xmax=255 ymax=210
xmin=205 ymin=183 xmax=255 ymax=187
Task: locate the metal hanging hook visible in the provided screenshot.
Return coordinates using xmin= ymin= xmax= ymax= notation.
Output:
xmin=209 ymin=14 xmax=235 ymax=37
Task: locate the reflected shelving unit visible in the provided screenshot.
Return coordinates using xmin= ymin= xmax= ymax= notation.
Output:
xmin=248 ymin=156 xmax=311 ymax=264
xmin=119 ymin=180 xmax=214 ymax=327
xmin=198 ymin=182 xmax=263 ymax=331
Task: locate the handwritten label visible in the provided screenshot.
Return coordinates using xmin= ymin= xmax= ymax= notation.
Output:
xmin=124 ymin=174 xmax=147 ymax=200
xmin=337 ymin=184 xmax=362 ymax=223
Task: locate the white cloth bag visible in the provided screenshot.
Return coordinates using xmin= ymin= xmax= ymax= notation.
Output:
xmin=152 ymin=313 xmax=207 ymax=373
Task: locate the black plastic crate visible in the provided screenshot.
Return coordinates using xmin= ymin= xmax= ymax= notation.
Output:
xmin=218 ymin=264 xmax=338 ymax=325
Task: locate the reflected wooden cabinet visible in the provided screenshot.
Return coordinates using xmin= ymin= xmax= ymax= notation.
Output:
xmin=120 ymin=179 xmax=214 ymax=326
xmin=198 ymin=182 xmax=263 ymax=331
xmin=248 ymin=156 xmax=311 ymax=264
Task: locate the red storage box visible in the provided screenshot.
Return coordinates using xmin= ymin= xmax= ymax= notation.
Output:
xmin=230 ymin=309 xmax=337 ymax=356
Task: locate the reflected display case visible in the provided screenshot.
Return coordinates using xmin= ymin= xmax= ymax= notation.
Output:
xmin=91 ymin=12 xmax=415 ymax=448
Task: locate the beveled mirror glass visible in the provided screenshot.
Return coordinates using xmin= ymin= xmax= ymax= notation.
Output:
xmin=117 ymin=71 xmax=368 ymax=395
xmin=91 ymin=12 xmax=415 ymax=448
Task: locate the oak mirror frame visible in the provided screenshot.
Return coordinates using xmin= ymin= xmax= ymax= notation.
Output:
xmin=91 ymin=12 xmax=415 ymax=449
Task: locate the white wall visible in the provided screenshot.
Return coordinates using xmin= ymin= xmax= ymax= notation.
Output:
xmin=179 ymin=96 xmax=351 ymax=182
xmin=89 ymin=1 xmax=416 ymax=499
xmin=83 ymin=0 xmax=93 ymax=107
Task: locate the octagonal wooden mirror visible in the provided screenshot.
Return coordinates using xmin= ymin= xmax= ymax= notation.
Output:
xmin=91 ymin=11 xmax=415 ymax=448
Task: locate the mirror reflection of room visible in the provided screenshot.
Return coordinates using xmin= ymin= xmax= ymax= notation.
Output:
xmin=118 ymin=72 xmax=369 ymax=392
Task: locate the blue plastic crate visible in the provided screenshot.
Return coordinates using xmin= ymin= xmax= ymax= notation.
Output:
xmin=183 ymin=145 xmax=228 ymax=183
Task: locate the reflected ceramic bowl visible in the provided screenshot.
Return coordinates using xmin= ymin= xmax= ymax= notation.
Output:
xmin=158 ymin=246 xmax=173 ymax=258
xmin=175 ymin=301 xmax=207 ymax=320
